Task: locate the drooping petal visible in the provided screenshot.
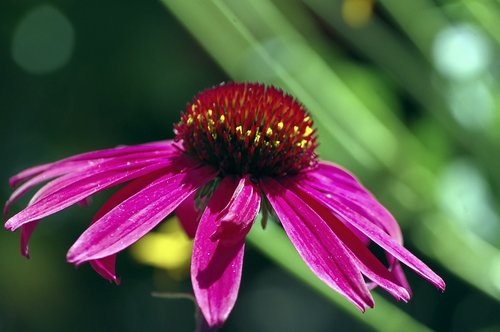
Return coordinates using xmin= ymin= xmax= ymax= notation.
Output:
xmin=14 ymin=160 xmax=152 ymax=257
xmin=86 ymin=171 xmax=165 ymax=283
xmin=175 ymin=193 xmax=200 ymax=239
xmin=288 ymin=181 xmax=410 ymax=302
xmin=308 ymin=161 xmax=402 ymax=242
xmin=17 ymin=167 xmax=90 ymax=257
xmin=211 ymin=176 xmax=261 ymax=242
xmin=9 ymin=163 xmax=52 ymax=188
xmin=20 ymin=221 xmax=38 ymax=258
xmin=306 ymin=162 xmax=410 ymax=293
xmin=261 ymin=177 xmax=374 ymax=311
xmin=5 ymin=156 xmax=178 ymax=231
xmin=8 ymin=140 xmax=175 ymax=188
xmin=392 ymin=261 xmax=412 ymax=297
xmin=191 ymin=176 xmax=260 ymax=327
xmin=298 ymin=178 xmax=446 ymax=291
xmin=5 ymin=161 xmax=94 ymax=218
xmin=19 ymin=173 xmax=77 ymax=257
xmin=6 ymin=149 xmax=175 ymax=216
xmin=16 ymin=169 xmax=169 ymax=261
xmin=89 ymin=256 xmax=119 ymax=285
xmin=62 ymin=140 xmax=176 ymax=163
xmin=67 ymin=164 xmax=217 ymax=264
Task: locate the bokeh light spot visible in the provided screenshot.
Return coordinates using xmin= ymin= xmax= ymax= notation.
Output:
xmin=438 ymin=159 xmax=500 ymax=242
xmin=432 ymin=24 xmax=491 ymax=81
xmin=341 ymin=0 xmax=374 ymax=28
xmin=11 ymin=5 xmax=75 ymax=74
xmin=447 ymin=80 xmax=494 ymax=130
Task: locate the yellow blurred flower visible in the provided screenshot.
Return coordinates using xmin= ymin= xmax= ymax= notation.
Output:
xmin=130 ymin=217 xmax=193 ymax=278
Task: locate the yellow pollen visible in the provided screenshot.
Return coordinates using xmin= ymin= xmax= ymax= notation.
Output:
xmin=177 ymin=83 xmax=319 ymax=176
xmin=254 ymin=132 xmax=261 ymax=143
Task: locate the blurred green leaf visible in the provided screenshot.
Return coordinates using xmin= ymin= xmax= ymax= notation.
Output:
xmin=160 ymin=0 xmax=500 ymax=311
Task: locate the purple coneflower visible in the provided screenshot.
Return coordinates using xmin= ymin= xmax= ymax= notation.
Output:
xmin=5 ymin=82 xmax=444 ymax=327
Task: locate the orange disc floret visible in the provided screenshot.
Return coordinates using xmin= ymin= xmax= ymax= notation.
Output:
xmin=174 ymin=82 xmax=318 ymax=176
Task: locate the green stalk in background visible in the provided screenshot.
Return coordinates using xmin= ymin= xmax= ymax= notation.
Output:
xmin=160 ymin=0 xmax=500 ymax=328
xmin=248 ymin=218 xmax=432 ymax=332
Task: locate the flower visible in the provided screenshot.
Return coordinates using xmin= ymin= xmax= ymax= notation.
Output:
xmin=130 ymin=217 xmax=193 ymax=279
xmin=5 ymin=82 xmax=445 ymax=327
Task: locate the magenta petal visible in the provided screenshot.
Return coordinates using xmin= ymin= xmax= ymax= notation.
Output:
xmin=5 ymin=157 xmax=176 ymax=231
xmin=300 ymin=177 xmax=445 ymax=291
xmin=67 ymin=164 xmax=217 ymax=263
xmin=9 ymin=163 xmax=52 ymax=188
xmin=86 ymin=171 xmax=164 ymax=283
xmin=26 ymin=150 xmax=175 ymax=204
xmin=309 ymin=162 xmax=402 ymax=242
xmin=4 ymin=161 xmax=91 ymax=218
xmin=90 ymin=256 xmax=120 ymax=285
xmin=391 ymin=261 xmax=412 ymax=297
xmin=192 ymin=176 xmax=258 ymax=327
xmin=63 ymin=140 xmax=175 ymax=162
xmin=176 ymin=193 xmax=200 ymax=239
xmin=8 ymin=141 xmax=175 ymax=189
xmin=211 ymin=176 xmax=260 ymax=242
xmin=12 ymin=161 xmax=119 ymax=257
xmin=306 ymin=162 xmax=408 ymax=286
xmin=290 ymin=182 xmax=410 ymax=302
xmin=18 ymin=191 xmax=44 ymax=258
xmin=261 ymin=177 xmax=374 ymax=311
xmin=20 ymin=221 xmax=38 ymax=258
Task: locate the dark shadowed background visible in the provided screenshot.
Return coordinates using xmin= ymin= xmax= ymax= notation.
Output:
xmin=2 ymin=0 xmax=500 ymax=331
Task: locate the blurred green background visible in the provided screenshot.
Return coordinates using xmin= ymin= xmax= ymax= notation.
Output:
xmin=1 ymin=0 xmax=500 ymax=331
